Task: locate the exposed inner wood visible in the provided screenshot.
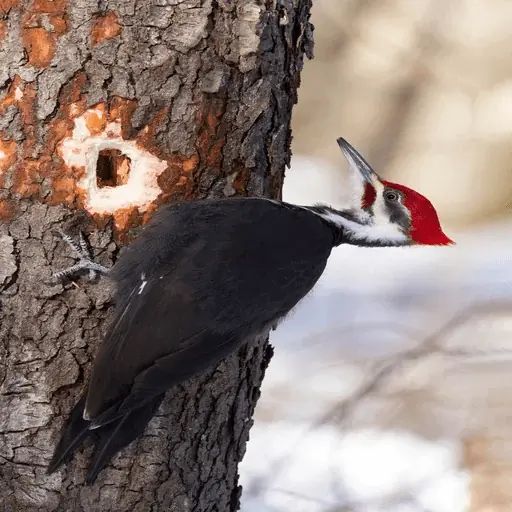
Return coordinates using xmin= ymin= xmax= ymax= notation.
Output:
xmin=96 ymin=149 xmax=131 ymax=188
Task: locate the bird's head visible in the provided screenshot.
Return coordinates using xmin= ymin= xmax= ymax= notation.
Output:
xmin=334 ymin=138 xmax=453 ymax=247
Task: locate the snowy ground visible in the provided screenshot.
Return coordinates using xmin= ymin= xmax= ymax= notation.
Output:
xmin=239 ymin=156 xmax=512 ymax=512
xmin=242 ymin=426 xmax=468 ymax=512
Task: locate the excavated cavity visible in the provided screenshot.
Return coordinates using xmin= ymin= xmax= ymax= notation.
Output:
xmin=96 ymin=149 xmax=131 ymax=188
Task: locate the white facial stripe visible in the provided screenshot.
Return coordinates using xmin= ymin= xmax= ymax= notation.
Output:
xmin=370 ymin=180 xmax=386 ymax=218
xmin=317 ymin=210 xmax=408 ymax=244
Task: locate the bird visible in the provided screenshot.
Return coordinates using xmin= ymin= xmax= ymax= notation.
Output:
xmin=47 ymin=137 xmax=453 ymax=483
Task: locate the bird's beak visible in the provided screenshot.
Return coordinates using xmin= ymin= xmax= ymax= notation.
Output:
xmin=337 ymin=137 xmax=384 ymax=211
xmin=336 ymin=137 xmax=381 ymax=186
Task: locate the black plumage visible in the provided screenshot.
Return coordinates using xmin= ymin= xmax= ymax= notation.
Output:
xmin=49 ymin=198 xmax=343 ymax=481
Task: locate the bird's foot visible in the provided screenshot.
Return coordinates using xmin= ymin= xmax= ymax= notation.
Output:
xmin=52 ymin=229 xmax=110 ymax=282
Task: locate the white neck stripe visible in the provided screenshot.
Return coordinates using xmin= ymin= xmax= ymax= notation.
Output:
xmin=309 ymin=207 xmax=408 ymax=245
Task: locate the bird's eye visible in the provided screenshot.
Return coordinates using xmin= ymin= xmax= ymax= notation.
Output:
xmin=385 ymin=191 xmax=399 ymax=202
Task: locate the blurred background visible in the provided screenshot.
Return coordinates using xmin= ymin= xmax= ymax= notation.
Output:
xmin=240 ymin=1 xmax=512 ymax=511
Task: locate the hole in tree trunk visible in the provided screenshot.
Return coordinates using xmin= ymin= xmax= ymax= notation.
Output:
xmin=96 ymin=149 xmax=131 ymax=188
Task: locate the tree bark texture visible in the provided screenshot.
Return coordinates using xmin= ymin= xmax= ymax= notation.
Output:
xmin=0 ymin=1 xmax=313 ymax=510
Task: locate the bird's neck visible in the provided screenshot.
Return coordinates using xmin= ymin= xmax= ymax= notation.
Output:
xmin=302 ymin=204 xmax=408 ymax=247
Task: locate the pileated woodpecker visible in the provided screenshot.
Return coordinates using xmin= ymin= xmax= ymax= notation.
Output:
xmin=48 ymin=138 xmax=452 ymax=482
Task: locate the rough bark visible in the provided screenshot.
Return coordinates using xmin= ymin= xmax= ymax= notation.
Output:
xmin=0 ymin=1 xmax=313 ymax=510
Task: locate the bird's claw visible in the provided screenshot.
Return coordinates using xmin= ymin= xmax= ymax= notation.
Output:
xmin=52 ymin=228 xmax=109 ymax=282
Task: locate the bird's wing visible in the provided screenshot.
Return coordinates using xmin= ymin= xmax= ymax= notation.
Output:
xmin=84 ymin=274 xmax=237 ymax=421
xmin=85 ymin=200 xmax=333 ymax=424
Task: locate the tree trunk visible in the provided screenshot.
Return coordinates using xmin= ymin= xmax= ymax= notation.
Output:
xmin=0 ymin=1 xmax=313 ymax=510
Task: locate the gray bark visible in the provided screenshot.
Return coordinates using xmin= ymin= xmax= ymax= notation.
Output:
xmin=0 ymin=1 xmax=313 ymax=511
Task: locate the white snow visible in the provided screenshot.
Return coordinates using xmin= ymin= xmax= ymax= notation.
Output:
xmin=242 ymin=425 xmax=468 ymax=512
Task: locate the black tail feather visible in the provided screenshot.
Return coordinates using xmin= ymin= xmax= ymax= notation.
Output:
xmin=48 ymin=392 xmax=165 ymax=482
xmin=47 ymin=394 xmax=91 ymax=474
xmin=85 ymin=393 xmax=165 ymax=484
